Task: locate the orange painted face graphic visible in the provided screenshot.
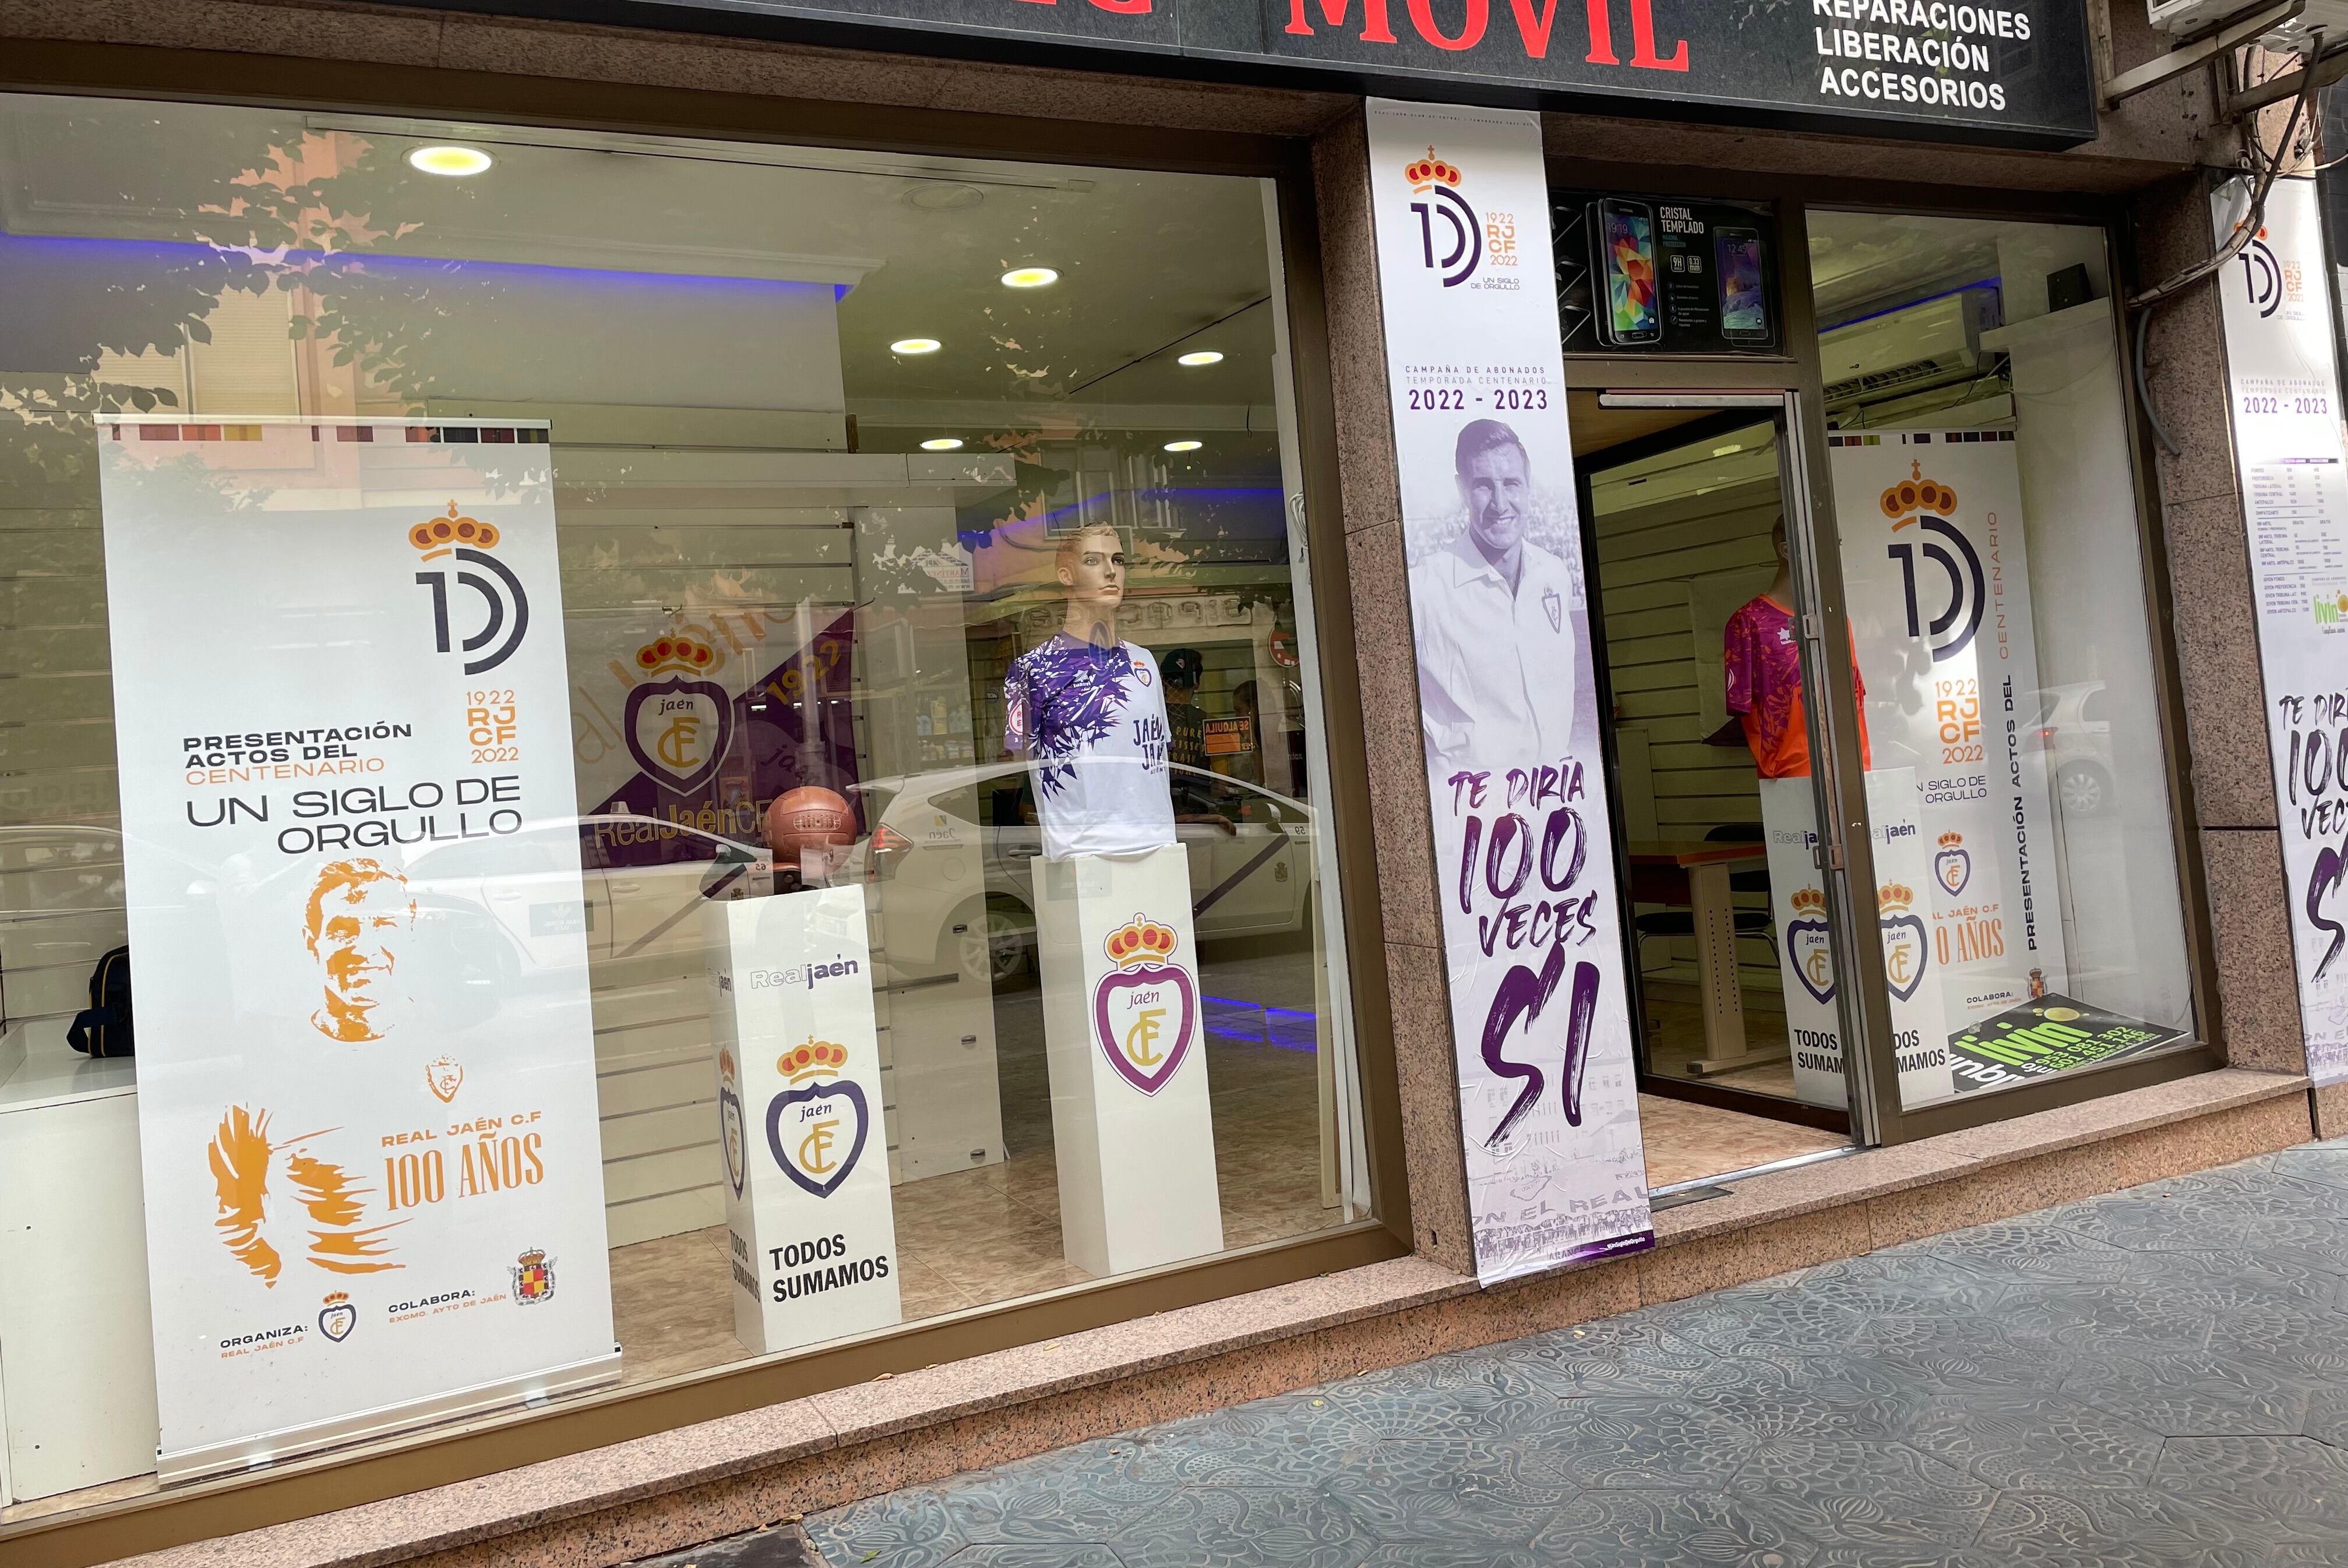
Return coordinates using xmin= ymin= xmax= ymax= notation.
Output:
xmin=304 ymin=859 xmax=415 ymax=1043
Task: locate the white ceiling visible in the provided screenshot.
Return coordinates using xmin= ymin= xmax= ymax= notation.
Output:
xmin=0 ymin=96 xmax=1279 ymax=435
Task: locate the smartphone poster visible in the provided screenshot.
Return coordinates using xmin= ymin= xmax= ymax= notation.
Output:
xmin=1557 ymin=195 xmax=1778 ymax=354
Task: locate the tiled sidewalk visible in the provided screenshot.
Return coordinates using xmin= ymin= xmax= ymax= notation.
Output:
xmin=787 ymin=1136 xmax=2348 ymax=1568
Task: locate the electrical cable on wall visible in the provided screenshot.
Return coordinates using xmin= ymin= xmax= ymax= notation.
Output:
xmin=2132 ymin=29 xmax=2325 ymax=455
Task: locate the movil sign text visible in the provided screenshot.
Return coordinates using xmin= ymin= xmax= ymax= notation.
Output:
xmin=1285 ymin=0 xmax=1690 ymax=72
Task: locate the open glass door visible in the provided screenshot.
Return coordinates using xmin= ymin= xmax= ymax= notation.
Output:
xmin=1574 ymin=390 xmax=1871 ymax=1191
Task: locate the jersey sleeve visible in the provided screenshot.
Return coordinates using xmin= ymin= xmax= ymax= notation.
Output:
xmin=1002 ymin=652 xmax=1034 ymax=759
xmin=1722 ymin=606 xmax=1757 ymax=716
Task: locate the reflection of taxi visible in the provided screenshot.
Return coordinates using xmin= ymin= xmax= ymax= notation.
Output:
xmin=841 ymin=762 xmax=1316 ymax=984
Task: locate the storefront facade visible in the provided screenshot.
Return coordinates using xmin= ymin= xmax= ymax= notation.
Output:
xmin=0 ymin=2 xmax=2328 ymax=1562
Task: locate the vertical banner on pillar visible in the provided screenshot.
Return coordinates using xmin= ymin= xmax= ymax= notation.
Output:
xmin=1366 ymin=99 xmax=1652 ymax=1287
xmin=97 ymin=419 xmax=618 ymax=1481
xmin=2215 ymin=176 xmax=2348 ymax=1084
xmin=1832 ymin=432 xmax=2069 ymax=1032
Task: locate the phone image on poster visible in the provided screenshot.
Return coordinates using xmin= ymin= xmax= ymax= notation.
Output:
xmin=1594 ymin=199 xmax=1660 ymax=346
xmin=1715 ymin=226 xmax=1771 ymax=344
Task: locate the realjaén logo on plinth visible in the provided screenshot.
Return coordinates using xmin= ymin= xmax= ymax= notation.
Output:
xmin=1785 ymin=885 xmax=1836 ymax=1005
xmin=717 ymin=1047 xmax=748 ymax=1199
xmin=1092 ymin=915 xmax=1197 ymax=1096
xmin=1878 ymin=882 xmax=1930 ymax=1004
xmin=765 ymin=1039 xmax=869 ymax=1199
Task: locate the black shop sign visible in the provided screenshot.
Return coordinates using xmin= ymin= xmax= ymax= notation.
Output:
xmin=410 ymin=0 xmax=2099 ymax=147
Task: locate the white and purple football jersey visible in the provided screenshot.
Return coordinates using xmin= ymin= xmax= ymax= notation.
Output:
xmin=1003 ymin=634 xmax=1176 ymax=861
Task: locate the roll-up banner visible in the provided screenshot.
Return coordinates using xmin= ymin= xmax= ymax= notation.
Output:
xmin=1367 ymin=98 xmax=1654 ymax=1287
xmin=2213 ymin=176 xmax=2348 ymax=1086
xmin=97 ymin=419 xmax=619 ymax=1480
xmin=1830 ymin=429 xmax=2070 ymax=1034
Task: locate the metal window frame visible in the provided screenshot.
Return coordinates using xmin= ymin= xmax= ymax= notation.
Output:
xmin=1550 ymin=155 xmax=2225 ymax=1150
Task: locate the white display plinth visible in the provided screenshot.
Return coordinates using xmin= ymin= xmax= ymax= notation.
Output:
xmin=1760 ymin=768 xmax=1956 ymax=1108
xmin=1032 ymin=843 xmax=1224 ymax=1277
xmin=706 ymin=884 xmax=902 ymax=1355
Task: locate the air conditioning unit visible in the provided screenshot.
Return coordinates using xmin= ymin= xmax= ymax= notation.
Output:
xmin=1818 ymin=288 xmax=2001 ymax=407
xmin=2148 ymin=0 xmax=2348 ymax=38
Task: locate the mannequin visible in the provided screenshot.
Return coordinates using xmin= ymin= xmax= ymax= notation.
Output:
xmin=1012 ymin=524 xmax=1225 ymax=1276
xmin=1002 ymin=522 xmax=1177 ymax=861
xmin=1712 ymin=515 xmax=1869 ymax=777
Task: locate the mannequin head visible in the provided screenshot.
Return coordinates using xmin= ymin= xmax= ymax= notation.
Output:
xmin=1055 ymin=523 xmax=1126 ymax=644
xmin=1454 ymin=419 xmax=1531 ymax=563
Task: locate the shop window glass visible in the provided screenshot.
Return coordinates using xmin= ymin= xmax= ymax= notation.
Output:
xmin=0 ymin=93 xmax=1365 ymax=1513
xmin=1808 ymin=210 xmax=2198 ymax=1109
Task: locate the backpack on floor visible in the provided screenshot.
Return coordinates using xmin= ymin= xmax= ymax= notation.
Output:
xmin=66 ymin=945 xmax=133 ymax=1058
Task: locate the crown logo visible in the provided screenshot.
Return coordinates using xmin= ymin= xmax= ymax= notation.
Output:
xmin=516 ymin=1248 xmax=546 ymax=1269
xmin=635 ymin=635 xmax=716 ymax=676
xmin=1405 ymin=147 xmax=1462 ymax=192
xmin=1937 ymin=831 xmax=1964 ymax=849
xmin=408 ymin=501 xmax=500 ymax=561
xmin=1789 ymin=887 xmax=1828 ymax=916
xmin=1879 ymin=460 xmax=1958 ymax=521
xmin=1878 ymin=882 xmax=1914 ymax=912
xmin=1106 ymin=915 xmax=1178 ymax=968
xmin=780 ymin=1039 xmax=849 ymax=1083
xmin=322 ymin=1290 xmax=349 ymax=1305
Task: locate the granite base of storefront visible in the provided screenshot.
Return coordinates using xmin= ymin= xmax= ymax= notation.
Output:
xmin=62 ymin=1066 xmax=2307 ymax=1568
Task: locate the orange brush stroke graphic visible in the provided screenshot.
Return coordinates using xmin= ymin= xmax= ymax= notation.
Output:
xmin=207 ymin=1105 xmax=405 ymax=1285
xmin=210 ymin=1106 xmax=283 ymax=1284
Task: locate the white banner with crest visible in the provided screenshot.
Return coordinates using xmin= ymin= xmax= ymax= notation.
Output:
xmin=1832 ymin=431 xmax=2069 ymax=1037
xmin=97 ymin=419 xmax=616 ymax=1480
xmin=2215 ymin=176 xmax=2348 ymax=1083
xmin=1367 ymin=99 xmax=1652 ymax=1286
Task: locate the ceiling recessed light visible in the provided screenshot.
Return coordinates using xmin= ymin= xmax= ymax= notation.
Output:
xmin=920 ymin=437 xmax=965 ymax=451
xmin=407 ymin=145 xmax=493 ymax=177
xmin=890 ymin=337 xmax=943 ymax=355
xmin=1177 ymin=351 xmax=1225 ymax=367
xmin=1001 ymin=266 xmax=1060 ymax=289
xmin=1164 ymin=440 xmax=1203 ymax=453
xmin=1712 ymin=443 xmax=1743 ymax=457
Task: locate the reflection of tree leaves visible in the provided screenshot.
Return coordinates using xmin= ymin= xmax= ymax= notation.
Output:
xmin=1 ymin=114 xmax=453 ymax=487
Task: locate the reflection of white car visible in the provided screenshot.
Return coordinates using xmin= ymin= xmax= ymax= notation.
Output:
xmin=842 ymin=762 xmax=1316 ymax=984
xmin=2020 ymin=682 xmax=2113 ymax=818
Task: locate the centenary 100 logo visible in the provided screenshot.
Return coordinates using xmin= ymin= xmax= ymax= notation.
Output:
xmin=411 ymin=502 xmax=530 ymax=676
xmin=1405 ymin=147 xmax=1480 ymax=289
xmin=2237 ymin=227 xmax=2283 ymax=320
xmin=1881 ymin=461 xmax=1983 ymax=664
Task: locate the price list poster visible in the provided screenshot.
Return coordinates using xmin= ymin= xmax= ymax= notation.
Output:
xmin=2214 ymin=176 xmax=2348 ymax=1082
